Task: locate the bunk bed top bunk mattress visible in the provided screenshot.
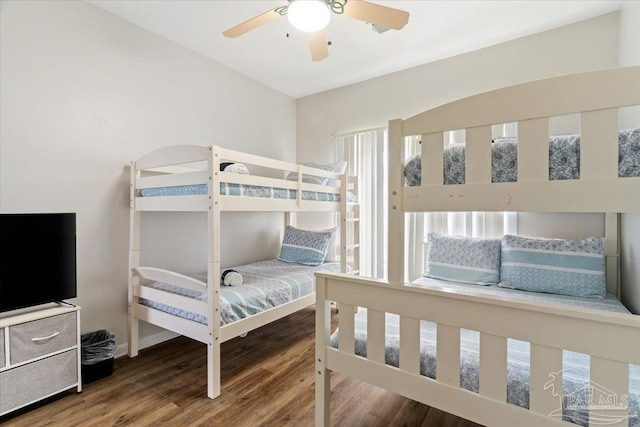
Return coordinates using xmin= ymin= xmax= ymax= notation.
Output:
xmin=404 ymin=128 xmax=639 ymax=185
xmin=330 ymin=277 xmax=639 ymax=426
xmin=140 ymin=259 xmax=341 ymax=325
xmin=140 ymin=183 xmax=357 ymax=203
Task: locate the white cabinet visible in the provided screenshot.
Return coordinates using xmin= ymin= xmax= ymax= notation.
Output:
xmin=0 ymin=304 xmax=81 ymax=416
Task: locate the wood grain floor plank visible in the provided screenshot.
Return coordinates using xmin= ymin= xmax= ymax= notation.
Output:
xmin=0 ymin=306 xmax=482 ymax=427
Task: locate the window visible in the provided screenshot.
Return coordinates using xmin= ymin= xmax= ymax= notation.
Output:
xmin=335 ymin=129 xmax=387 ymax=279
xmin=336 ymin=129 xmax=516 ymax=282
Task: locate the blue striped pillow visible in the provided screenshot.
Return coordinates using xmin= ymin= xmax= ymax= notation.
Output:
xmin=499 ymin=235 xmax=605 ymax=298
xmin=278 ymin=226 xmax=332 ymax=266
xmin=424 ymin=233 xmax=501 ymax=285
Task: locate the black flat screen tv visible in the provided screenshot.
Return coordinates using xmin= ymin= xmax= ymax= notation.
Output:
xmin=0 ymin=213 xmax=77 ymax=313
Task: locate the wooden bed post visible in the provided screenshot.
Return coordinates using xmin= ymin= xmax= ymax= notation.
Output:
xmin=128 ymin=161 xmax=140 ymax=357
xmin=315 ymin=276 xmax=331 ymax=427
xmin=208 ymin=146 xmax=222 ymax=399
xmin=605 ymin=212 xmax=621 ymax=298
xmin=388 ymin=119 xmax=404 ymax=285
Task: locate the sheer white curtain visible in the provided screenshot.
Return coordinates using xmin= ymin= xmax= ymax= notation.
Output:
xmin=335 ymin=129 xmax=387 ymax=279
xmin=403 ymin=134 xmax=517 ymax=281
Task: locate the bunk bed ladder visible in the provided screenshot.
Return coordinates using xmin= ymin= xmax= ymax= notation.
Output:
xmin=341 ymin=175 xmax=361 ymax=275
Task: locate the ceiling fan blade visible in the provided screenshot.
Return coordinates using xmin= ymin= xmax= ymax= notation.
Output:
xmin=307 ymin=30 xmax=329 ymax=62
xmin=342 ymin=0 xmax=409 ymax=30
xmin=223 ymin=7 xmax=282 ymax=38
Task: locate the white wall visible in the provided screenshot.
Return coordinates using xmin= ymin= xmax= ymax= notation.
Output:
xmin=0 ymin=1 xmax=296 ymax=348
xmin=619 ymin=0 xmax=640 ymax=314
xmin=297 ymin=13 xmax=619 ymax=162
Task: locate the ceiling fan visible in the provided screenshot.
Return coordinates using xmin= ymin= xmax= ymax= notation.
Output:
xmin=223 ymin=0 xmax=410 ymax=62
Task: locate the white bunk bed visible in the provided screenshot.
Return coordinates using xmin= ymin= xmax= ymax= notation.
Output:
xmin=128 ymin=145 xmax=360 ymax=399
xmin=315 ymin=67 xmax=640 ymax=426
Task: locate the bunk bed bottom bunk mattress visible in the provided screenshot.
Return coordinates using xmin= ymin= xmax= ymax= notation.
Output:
xmin=329 ymin=277 xmax=639 ymax=426
xmin=140 ymin=183 xmax=357 ymax=203
xmin=140 ymin=259 xmax=341 ymax=325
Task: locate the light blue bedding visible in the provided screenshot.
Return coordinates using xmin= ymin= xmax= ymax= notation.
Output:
xmin=140 ymin=259 xmax=340 ymax=325
xmin=330 ymin=278 xmax=639 ymax=426
xmin=140 ymin=183 xmax=357 ymax=203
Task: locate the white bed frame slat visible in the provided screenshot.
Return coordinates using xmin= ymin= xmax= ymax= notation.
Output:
xmin=221 ymin=197 xmax=342 ymax=212
xmin=220 ymin=294 xmax=316 ymax=342
xmin=366 ymin=309 xmax=386 ymax=364
xmin=590 ymin=357 xmax=630 ymax=427
xmin=581 ymin=108 xmax=620 ymax=181
xmin=136 ymin=195 xmax=343 ymax=213
xmin=388 ymin=119 xmax=405 ymax=285
xmin=402 ymin=178 xmax=640 ymax=213
xmin=135 ymin=267 xmax=207 ymax=293
xmin=518 ymin=117 xmax=549 ymax=182
xmin=133 ymin=303 xmax=209 ymax=343
xmin=605 ymin=213 xmax=620 ymax=296
xmin=403 ymin=67 xmax=640 ymax=135
xmin=135 ymin=195 xmax=209 ymax=212
xmin=218 ymin=147 xmax=297 ymax=174
xmin=465 ymin=126 xmax=492 ymax=184
xmin=399 ymin=316 xmax=420 ymax=375
xmin=208 ymin=146 xmax=222 ymax=399
xmin=315 ymin=276 xmax=331 ymax=427
xmin=422 ymin=132 xmax=444 ymax=186
xmin=338 ymin=304 xmax=355 ymax=354
xmin=436 ymin=324 xmax=460 ymax=387
xmin=479 ymin=333 xmax=507 ymax=402
xmin=135 ymin=285 xmax=208 ymax=316
xmin=136 ymin=170 xmax=209 ymax=189
xmin=529 ymin=344 xmax=563 ymax=418
xmin=220 ymin=172 xmax=340 ymax=194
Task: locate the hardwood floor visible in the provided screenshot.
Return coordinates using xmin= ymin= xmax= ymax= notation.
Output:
xmin=1 ymin=307 xmax=483 ymax=427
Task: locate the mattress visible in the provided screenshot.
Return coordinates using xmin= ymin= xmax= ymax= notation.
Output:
xmin=329 ymin=277 xmax=639 ymax=426
xmin=140 ymin=183 xmax=357 ymax=203
xmin=404 ymin=128 xmax=640 ymax=186
xmin=140 ymin=259 xmax=341 ymax=325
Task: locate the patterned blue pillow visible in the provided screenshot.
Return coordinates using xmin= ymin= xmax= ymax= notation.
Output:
xmin=424 ymin=233 xmax=501 ymax=285
xmin=404 ymin=153 xmax=421 ymax=186
xmin=278 ymin=226 xmax=332 ymax=266
xmin=619 ymin=128 xmax=640 ymax=178
xmin=499 ymin=235 xmax=605 ymax=298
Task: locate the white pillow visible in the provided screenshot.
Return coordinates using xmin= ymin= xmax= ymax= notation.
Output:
xmin=223 ymin=163 xmax=250 ymax=174
xmin=326 ymin=161 xmax=348 ymax=187
xmin=318 ymin=226 xmax=339 ymax=261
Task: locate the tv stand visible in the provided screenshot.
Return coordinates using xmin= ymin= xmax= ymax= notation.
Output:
xmin=0 ymin=303 xmax=81 ymax=416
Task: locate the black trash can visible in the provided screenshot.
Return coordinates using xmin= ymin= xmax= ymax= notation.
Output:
xmin=81 ymin=330 xmax=116 ymax=384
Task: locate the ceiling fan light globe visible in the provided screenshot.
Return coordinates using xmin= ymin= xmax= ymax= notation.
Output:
xmin=288 ymin=0 xmax=331 ymax=33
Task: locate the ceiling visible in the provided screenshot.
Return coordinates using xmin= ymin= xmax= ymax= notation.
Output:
xmin=87 ymin=0 xmax=622 ymax=98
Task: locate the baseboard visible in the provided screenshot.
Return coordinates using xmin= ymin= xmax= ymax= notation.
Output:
xmin=115 ymin=330 xmax=179 ymax=359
